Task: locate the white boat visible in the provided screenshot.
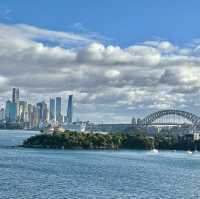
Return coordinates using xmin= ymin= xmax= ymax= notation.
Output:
xmin=187 ymin=150 xmax=193 ymax=154
xmin=151 ymin=149 xmax=159 ymax=153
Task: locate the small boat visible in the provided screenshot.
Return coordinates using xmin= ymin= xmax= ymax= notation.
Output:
xmin=187 ymin=150 xmax=192 ymax=154
xmin=151 ymin=149 xmax=159 ymax=153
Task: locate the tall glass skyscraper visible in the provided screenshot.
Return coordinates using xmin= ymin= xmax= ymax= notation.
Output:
xmin=66 ymin=95 xmax=73 ymax=123
xmin=5 ymin=100 xmax=11 ymax=121
xmin=49 ymin=98 xmax=55 ymax=121
xmin=36 ymin=101 xmax=48 ymax=124
xmin=12 ymin=88 xmax=19 ymax=103
xmin=10 ymin=102 xmax=17 ymax=122
xmin=12 ymin=88 xmax=20 ymax=121
xmin=56 ymin=97 xmax=62 ymax=123
xmin=5 ymin=100 xmax=17 ymax=122
xmin=0 ymin=108 xmax=5 ymax=121
xmin=19 ymin=101 xmax=28 ymax=122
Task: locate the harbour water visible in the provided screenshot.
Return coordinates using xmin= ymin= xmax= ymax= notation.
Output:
xmin=0 ymin=130 xmax=200 ymax=198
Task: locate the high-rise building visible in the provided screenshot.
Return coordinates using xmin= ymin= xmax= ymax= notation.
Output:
xmin=66 ymin=95 xmax=73 ymax=123
xmin=28 ymin=104 xmax=34 ymax=128
xmin=49 ymin=98 xmax=55 ymax=121
xmin=19 ymin=101 xmax=28 ymax=123
xmin=12 ymin=88 xmax=20 ymax=120
xmin=137 ymin=118 xmax=143 ymax=127
xmin=5 ymin=100 xmax=11 ymax=121
xmin=56 ymin=97 xmax=62 ymax=123
xmin=5 ymin=100 xmax=17 ymax=122
xmin=10 ymin=102 xmax=17 ymax=122
xmin=32 ymin=106 xmax=40 ymax=128
xmin=0 ymin=108 xmax=5 ymax=121
xmin=12 ymin=88 xmax=19 ymax=103
xmin=28 ymin=104 xmax=33 ymax=119
xmin=37 ymin=101 xmax=48 ymax=124
xmin=132 ymin=117 xmax=137 ymax=125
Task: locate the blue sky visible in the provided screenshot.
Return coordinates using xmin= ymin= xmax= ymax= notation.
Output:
xmin=1 ymin=0 xmax=200 ymax=47
xmin=1 ymin=1 xmax=200 ymax=123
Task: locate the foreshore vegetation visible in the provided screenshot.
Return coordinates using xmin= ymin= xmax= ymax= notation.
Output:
xmin=22 ymin=130 xmax=200 ymax=151
xmin=22 ymin=131 xmax=153 ymax=150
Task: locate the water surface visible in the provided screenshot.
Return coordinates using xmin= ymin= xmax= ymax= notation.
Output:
xmin=0 ymin=130 xmax=199 ymax=199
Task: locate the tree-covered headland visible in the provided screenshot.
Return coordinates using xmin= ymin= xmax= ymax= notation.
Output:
xmin=22 ymin=130 xmax=200 ymax=150
xmin=22 ymin=131 xmax=153 ymax=150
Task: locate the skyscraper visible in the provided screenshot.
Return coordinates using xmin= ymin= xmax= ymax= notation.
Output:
xmin=37 ymin=101 xmax=48 ymax=124
xmin=12 ymin=88 xmax=19 ymax=103
xmin=10 ymin=102 xmax=17 ymax=122
xmin=56 ymin=97 xmax=62 ymax=123
xmin=5 ymin=100 xmax=17 ymax=122
xmin=28 ymin=104 xmax=34 ymax=128
xmin=66 ymin=95 xmax=73 ymax=123
xmin=19 ymin=101 xmax=28 ymax=123
xmin=32 ymin=106 xmax=40 ymax=128
xmin=12 ymin=88 xmax=20 ymax=121
xmin=49 ymin=98 xmax=55 ymax=121
xmin=0 ymin=108 xmax=5 ymax=121
xmin=5 ymin=100 xmax=11 ymax=121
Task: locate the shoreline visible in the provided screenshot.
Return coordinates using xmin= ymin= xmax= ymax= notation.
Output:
xmin=18 ymin=145 xmax=198 ymax=153
xmin=0 ymin=129 xmax=40 ymax=132
xmin=21 ymin=132 xmax=197 ymax=151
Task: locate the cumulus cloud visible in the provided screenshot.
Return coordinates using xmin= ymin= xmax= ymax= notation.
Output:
xmin=144 ymin=41 xmax=177 ymax=53
xmin=77 ymin=43 xmax=161 ymax=66
xmin=159 ymin=68 xmax=200 ymax=86
xmin=0 ymin=23 xmax=200 ymax=122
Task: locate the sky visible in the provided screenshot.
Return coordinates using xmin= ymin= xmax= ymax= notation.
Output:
xmin=1 ymin=1 xmax=200 ymax=123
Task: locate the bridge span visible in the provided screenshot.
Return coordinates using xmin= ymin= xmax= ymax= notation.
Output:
xmin=142 ymin=109 xmax=200 ymax=126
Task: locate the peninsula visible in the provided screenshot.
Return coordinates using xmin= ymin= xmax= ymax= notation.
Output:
xmin=22 ymin=131 xmax=200 ymax=151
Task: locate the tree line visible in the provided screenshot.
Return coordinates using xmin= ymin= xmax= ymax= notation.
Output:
xmin=22 ymin=131 xmax=153 ymax=150
xmin=22 ymin=131 xmax=200 ymax=150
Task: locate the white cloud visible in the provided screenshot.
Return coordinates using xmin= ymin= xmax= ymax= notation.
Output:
xmin=159 ymin=68 xmax=200 ymax=86
xmin=0 ymin=23 xmax=95 ymax=45
xmin=0 ymin=23 xmax=200 ymax=122
xmin=105 ymin=69 xmax=120 ymax=78
xmin=77 ymin=43 xmax=161 ymax=66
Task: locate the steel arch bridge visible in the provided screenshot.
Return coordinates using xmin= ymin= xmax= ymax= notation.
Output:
xmin=142 ymin=109 xmax=200 ymax=126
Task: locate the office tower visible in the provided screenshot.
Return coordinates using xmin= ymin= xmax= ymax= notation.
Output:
xmin=12 ymin=88 xmax=19 ymax=103
xmin=37 ymin=101 xmax=48 ymax=124
xmin=56 ymin=97 xmax=62 ymax=123
xmin=5 ymin=100 xmax=11 ymax=121
xmin=28 ymin=104 xmax=33 ymax=128
xmin=66 ymin=95 xmax=73 ymax=123
xmin=28 ymin=104 xmax=33 ymax=120
xmin=5 ymin=100 xmax=17 ymax=122
xmin=137 ymin=118 xmax=142 ymax=127
xmin=12 ymin=88 xmax=20 ymax=120
xmin=36 ymin=102 xmax=43 ymax=122
xmin=43 ymin=107 xmax=48 ymax=123
xmin=0 ymin=108 xmax=5 ymax=121
xmin=32 ymin=106 xmax=40 ymax=128
xmin=49 ymin=98 xmax=55 ymax=121
xmin=19 ymin=101 xmax=28 ymax=123
xmin=9 ymin=102 xmax=17 ymax=122
xmin=131 ymin=117 xmax=136 ymax=125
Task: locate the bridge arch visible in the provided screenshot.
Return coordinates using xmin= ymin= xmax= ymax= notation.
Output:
xmin=142 ymin=109 xmax=200 ymax=126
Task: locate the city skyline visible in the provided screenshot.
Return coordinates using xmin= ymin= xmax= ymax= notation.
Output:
xmin=1 ymin=1 xmax=200 ymax=123
xmin=0 ymin=88 xmax=77 ymax=130
xmin=0 ymin=89 xmax=74 ymax=119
